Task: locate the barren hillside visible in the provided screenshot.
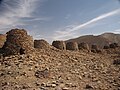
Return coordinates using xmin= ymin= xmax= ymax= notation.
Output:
xmin=66 ymin=33 xmax=120 ymax=49
xmin=0 ymin=29 xmax=120 ymax=90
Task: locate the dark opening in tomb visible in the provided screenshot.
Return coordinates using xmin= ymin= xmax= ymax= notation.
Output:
xmin=20 ymin=48 xmax=25 ymax=55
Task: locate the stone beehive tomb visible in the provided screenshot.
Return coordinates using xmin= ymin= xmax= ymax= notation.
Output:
xmin=2 ymin=29 xmax=34 ymax=56
xmin=78 ymin=42 xmax=90 ymax=50
xmin=103 ymin=45 xmax=109 ymax=49
xmin=66 ymin=42 xmax=78 ymax=51
xmin=91 ymin=44 xmax=101 ymax=53
xmin=34 ymin=39 xmax=51 ymax=49
xmin=52 ymin=41 xmax=66 ymax=50
xmin=109 ymin=43 xmax=118 ymax=49
xmin=91 ymin=44 xmax=99 ymax=50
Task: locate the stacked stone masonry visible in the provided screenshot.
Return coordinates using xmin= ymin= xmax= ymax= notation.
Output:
xmin=52 ymin=41 xmax=66 ymax=50
xmin=2 ymin=29 xmax=34 ymax=56
xmin=66 ymin=42 xmax=78 ymax=51
xmin=78 ymin=42 xmax=90 ymax=50
xmin=34 ymin=39 xmax=51 ymax=49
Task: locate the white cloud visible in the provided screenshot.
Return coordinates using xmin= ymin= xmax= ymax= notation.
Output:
xmin=0 ymin=0 xmax=45 ymax=31
xmin=52 ymin=25 xmax=79 ymax=40
xmin=23 ymin=17 xmax=52 ymax=22
xmin=113 ymin=29 xmax=120 ymax=34
xmin=54 ymin=9 xmax=120 ymax=40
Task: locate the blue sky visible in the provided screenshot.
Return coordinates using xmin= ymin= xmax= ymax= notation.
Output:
xmin=0 ymin=0 xmax=120 ymax=42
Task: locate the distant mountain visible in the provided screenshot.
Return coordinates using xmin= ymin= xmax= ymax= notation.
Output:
xmin=100 ymin=33 xmax=120 ymax=44
xmin=66 ymin=33 xmax=120 ymax=49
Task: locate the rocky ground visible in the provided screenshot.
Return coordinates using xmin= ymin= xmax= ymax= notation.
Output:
xmin=0 ymin=47 xmax=120 ymax=90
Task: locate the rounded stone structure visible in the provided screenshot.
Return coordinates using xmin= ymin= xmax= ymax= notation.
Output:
xmin=91 ymin=44 xmax=101 ymax=53
xmin=52 ymin=41 xmax=66 ymax=50
xmin=91 ymin=45 xmax=98 ymax=50
xmin=2 ymin=28 xmax=34 ymax=56
xmin=34 ymin=39 xmax=51 ymax=49
xmin=103 ymin=45 xmax=109 ymax=49
xmin=66 ymin=42 xmax=78 ymax=51
xmin=78 ymin=42 xmax=90 ymax=50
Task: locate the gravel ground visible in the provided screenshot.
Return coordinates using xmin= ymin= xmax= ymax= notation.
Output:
xmin=0 ymin=48 xmax=120 ymax=90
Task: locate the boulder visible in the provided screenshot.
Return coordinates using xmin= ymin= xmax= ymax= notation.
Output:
xmin=35 ymin=69 xmax=50 ymax=78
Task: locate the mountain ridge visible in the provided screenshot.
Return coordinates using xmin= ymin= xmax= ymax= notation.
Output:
xmin=66 ymin=32 xmax=120 ymax=49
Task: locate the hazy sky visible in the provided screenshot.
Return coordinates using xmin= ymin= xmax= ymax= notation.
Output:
xmin=0 ymin=0 xmax=120 ymax=42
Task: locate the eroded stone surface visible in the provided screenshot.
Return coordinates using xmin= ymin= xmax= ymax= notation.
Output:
xmin=2 ymin=29 xmax=34 ymax=56
xmin=0 ymin=34 xmax=6 ymax=48
xmin=66 ymin=42 xmax=78 ymax=51
xmin=52 ymin=41 xmax=66 ymax=50
xmin=34 ymin=39 xmax=51 ymax=49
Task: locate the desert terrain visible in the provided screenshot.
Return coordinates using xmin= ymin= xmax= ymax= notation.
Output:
xmin=0 ymin=29 xmax=120 ymax=90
